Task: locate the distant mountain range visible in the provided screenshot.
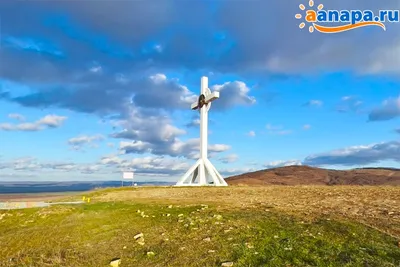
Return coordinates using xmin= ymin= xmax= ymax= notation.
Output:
xmin=225 ymin=166 xmax=400 ymax=186
xmin=0 ymin=181 xmax=173 ymax=194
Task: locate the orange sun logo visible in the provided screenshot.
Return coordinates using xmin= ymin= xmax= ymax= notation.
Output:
xmin=295 ymin=0 xmax=324 ymax=33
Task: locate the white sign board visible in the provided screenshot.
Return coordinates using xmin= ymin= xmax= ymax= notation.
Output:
xmin=122 ymin=172 xmax=134 ymax=180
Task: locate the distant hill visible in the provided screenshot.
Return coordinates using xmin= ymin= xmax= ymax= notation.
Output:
xmin=225 ymin=166 xmax=400 ymax=186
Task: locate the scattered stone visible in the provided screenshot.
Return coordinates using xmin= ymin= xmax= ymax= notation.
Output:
xmin=123 ymin=246 xmax=127 ymax=249
xmin=192 ymin=228 xmax=198 ymax=230
xmin=166 ymin=214 xmax=171 ymax=217
xmin=274 ymin=235 xmax=279 ymax=239
xmin=179 ymin=247 xmax=185 ymax=250
xmin=137 ymin=238 xmax=145 ymax=246
xmin=164 ymin=238 xmax=169 ymax=241
xmin=152 ymin=215 xmax=155 ymax=218
xmin=168 ymin=205 xmax=173 ymax=208
xmin=254 ymin=252 xmax=259 ymax=255
xmin=265 ymin=209 xmax=270 ymax=212
xmin=178 ymin=219 xmax=184 ymax=223
xmin=221 ymin=261 xmax=234 ymax=267
xmin=284 ymin=247 xmax=293 ymax=251
xmin=147 ymin=251 xmax=155 ymax=257
xmin=137 ymin=210 xmax=141 ymax=213
xmin=203 ymin=237 xmax=211 ymax=242
xmin=246 ymin=243 xmax=254 ymax=249
xmin=109 ymin=258 xmax=121 ymax=267
xmin=178 ymin=214 xmax=184 ymax=217
xmin=134 ymin=233 xmax=144 ymax=240
xmin=213 ymin=214 xmax=223 ymax=220
xmin=184 ymin=224 xmax=189 ymax=227
xmin=227 ymin=237 xmax=233 ymax=241
xmin=208 ymin=250 xmax=216 ymax=253
xmin=224 ymin=229 xmax=231 ymax=233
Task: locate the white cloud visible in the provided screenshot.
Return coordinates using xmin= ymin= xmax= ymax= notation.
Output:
xmin=211 ymin=81 xmax=256 ymax=110
xmin=219 ymin=154 xmax=239 ymax=164
xmin=219 ymin=167 xmax=257 ymax=177
xmin=303 ymin=124 xmax=311 ymax=130
xmin=119 ymin=138 xmax=230 ymax=159
xmin=337 ymin=95 xmax=363 ymax=113
xmin=266 ymin=124 xmax=282 ymax=131
xmin=303 ymin=100 xmax=323 ymax=107
xmin=100 ymin=155 xmax=190 ymax=176
xmin=247 ymin=130 xmax=256 ymax=137
xmin=0 ymin=157 xmax=99 ymax=174
xmin=89 ymin=65 xmax=102 ymax=73
xmin=107 ymin=143 xmax=115 ymax=148
xmin=110 ymin=105 xmax=230 ymax=159
xmin=266 ymin=124 xmax=292 ymax=135
xmin=264 ymin=160 xmax=302 ymax=169
xmin=149 ymin=73 xmax=167 ymax=84
xmin=303 ymin=141 xmax=400 ymax=166
xmin=68 ymin=134 xmax=105 ymax=150
xmin=8 ymin=113 xmax=25 ymax=121
xmin=185 ymin=117 xmax=200 ymax=128
xmin=0 ymin=114 xmax=67 ymax=131
xmin=368 ymin=96 xmax=400 ymax=121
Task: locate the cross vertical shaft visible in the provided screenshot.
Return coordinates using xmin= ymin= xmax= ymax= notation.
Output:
xmin=200 ymin=76 xmax=208 ymax=161
xmin=175 ymin=76 xmax=228 ymax=187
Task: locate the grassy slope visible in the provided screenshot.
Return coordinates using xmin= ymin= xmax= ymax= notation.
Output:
xmin=0 ymin=187 xmax=399 ymax=267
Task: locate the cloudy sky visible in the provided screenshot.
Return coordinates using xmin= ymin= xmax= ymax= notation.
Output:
xmin=0 ymin=0 xmax=400 ymax=182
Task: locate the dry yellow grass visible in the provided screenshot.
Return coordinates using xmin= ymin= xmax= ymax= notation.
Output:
xmin=95 ymin=186 xmax=400 ymax=238
xmin=1 ymin=185 xmax=399 ymax=266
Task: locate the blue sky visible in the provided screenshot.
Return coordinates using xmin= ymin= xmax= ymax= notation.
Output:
xmin=0 ymin=0 xmax=400 ymax=182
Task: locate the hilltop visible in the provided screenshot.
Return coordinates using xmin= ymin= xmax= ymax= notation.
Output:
xmin=1 ymin=186 xmax=399 ymax=266
xmin=225 ymin=166 xmax=400 ymax=186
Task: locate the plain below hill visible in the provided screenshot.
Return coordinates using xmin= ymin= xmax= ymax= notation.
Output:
xmin=225 ymin=166 xmax=400 ymax=186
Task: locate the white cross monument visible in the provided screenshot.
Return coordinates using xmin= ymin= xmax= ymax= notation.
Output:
xmin=176 ymin=76 xmax=228 ymax=186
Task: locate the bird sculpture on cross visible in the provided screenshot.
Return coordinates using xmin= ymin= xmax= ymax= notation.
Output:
xmin=176 ymin=76 xmax=228 ymax=186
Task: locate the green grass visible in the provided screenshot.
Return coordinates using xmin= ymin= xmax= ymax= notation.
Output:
xmin=0 ymin=199 xmax=399 ymax=267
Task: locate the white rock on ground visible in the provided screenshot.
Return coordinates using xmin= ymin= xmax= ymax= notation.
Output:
xmin=137 ymin=238 xmax=145 ymax=246
xmin=109 ymin=258 xmax=121 ymax=267
xmin=221 ymin=262 xmax=234 ymax=267
xmin=134 ymin=233 xmax=144 ymax=240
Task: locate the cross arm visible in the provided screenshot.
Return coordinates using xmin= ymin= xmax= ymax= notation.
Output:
xmin=205 ymin=91 xmax=219 ymax=103
xmin=191 ymin=102 xmax=199 ymax=110
xmin=190 ymin=91 xmax=220 ymax=110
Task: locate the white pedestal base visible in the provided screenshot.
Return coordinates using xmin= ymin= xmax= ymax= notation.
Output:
xmin=175 ymin=158 xmax=228 ymax=186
